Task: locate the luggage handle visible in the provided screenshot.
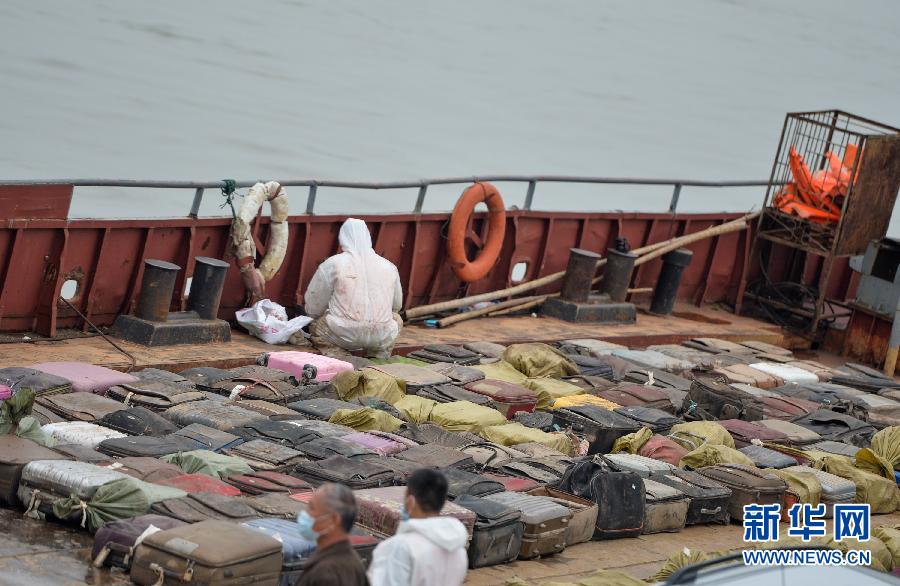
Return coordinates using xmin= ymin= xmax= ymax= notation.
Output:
xmin=149 ymin=561 xmax=194 ymax=585
xmin=699 ymin=506 xmax=722 ymax=515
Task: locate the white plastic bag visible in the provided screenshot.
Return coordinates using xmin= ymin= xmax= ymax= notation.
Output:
xmin=235 ymin=299 xmax=312 ymax=345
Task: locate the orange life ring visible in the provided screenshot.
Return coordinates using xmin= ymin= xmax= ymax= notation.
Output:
xmin=447 ymin=182 xmax=506 ymax=282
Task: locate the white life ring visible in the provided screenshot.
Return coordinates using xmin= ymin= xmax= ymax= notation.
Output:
xmin=230 ymin=181 xmax=289 ymax=301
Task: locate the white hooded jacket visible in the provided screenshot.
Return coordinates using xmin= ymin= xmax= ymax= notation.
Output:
xmin=304 ymin=218 xmax=403 ymax=353
xmin=368 ymin=517 xmax=469 ymax=586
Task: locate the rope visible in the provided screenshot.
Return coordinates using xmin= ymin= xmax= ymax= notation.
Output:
xmin=220 ymin=178 xmax=238 ymax=219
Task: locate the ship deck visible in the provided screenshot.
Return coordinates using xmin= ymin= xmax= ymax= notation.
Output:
xmin=0 ymin=304 xmax=783 ymax=372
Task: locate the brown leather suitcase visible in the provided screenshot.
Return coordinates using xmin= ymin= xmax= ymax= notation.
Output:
xmin=36 ymin=392 xmax=124 ymax=422
xmin=0 ymin=436 xmax=69 ymax=505
xmin=696 ymin=464 xmax=787 ymax=521
xmin=526 ymin=487 xmax=598 ymax=546
xmin=483 ymin=491 xmax=571 ymax=559
xmin=131 ymin=520 xmax=282 ymax=585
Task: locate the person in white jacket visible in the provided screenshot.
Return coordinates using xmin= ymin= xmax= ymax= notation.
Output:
xmin=304 ymin=218 xmax=403 ymax=359
xmin=368 ymin=469 xmax=469 ymax=586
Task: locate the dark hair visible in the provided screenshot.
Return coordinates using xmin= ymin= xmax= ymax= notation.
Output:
xmin=320 ymin=483 xmax=357 ymax=532
xmin=406 ymin=469 xmax=448 ymax=514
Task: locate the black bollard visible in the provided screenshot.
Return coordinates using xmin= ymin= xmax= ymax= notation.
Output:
xmin=134 ymin=259 xmax=181 ymax=322
xmin=598 ymin=248 xmax=638 ymax=303
xmin=187 ymin=257 xmax=231 ymax=320
xmin=650 ymin=248 xmax=693 ymax=315
xmin=560 ymin=248 xmax=602 ymax=302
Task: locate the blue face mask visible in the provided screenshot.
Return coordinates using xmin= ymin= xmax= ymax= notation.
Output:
xmin=400 ymin=504 xmax=410 ymax=522
xmin=297 ymin=511 xmax=319 ymax=542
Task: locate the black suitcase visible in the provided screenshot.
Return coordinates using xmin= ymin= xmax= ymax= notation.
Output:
xmin=566 ymin=354 xmax=616 ymax=379
xmin=455 ymin=495 xmax=524 ymax=568
xmin=287 ymin=398 xmax=361 ymax=420
xmin=738 ymin=445 xmax=797 ymax=469
xmin=624 ymin=369 xmax=692 ymax=391
xmin=443 ymin=467 xmax=505 ymax=499
xmin=150 ymin=492 xmax=259 ymax=523
xmin=106 ymin=380 xmax=207 ymax=412
xmin=557 ymin=455 xmax=645 ymax=540
xmin=499 ymin=458 xmax=569 ymax=486
xmin=613 ymin=406 xmax=683 ymax=434
xmin=97 ymin=435 xmax=199 ymax=458
xmin=293 ymin=455 xmax=395 ymax=488
xmin=178 ymin=367 xmax=233 ymax=391
xmin=551 ymin=405 xmax=640 ymax=454
xmin=653 ymin=469 xmax=731 ymax=525
xmin=408 ymin=344 xmax=481 ymax=366
xmin=227 ymin=420 xmax=322 ymax=448
xmin=685 ymin=376 xmax=764 ymax=421
xmin=396 ymin=423 xmax=483 ymax=449
xmin=52 ymin=444 xmax=112 ymax=464
xmin=163 ymin=400 xmax=265 ymax=430
xmin=790 ymin=410 xmax=876 ymax=447
xmin=134 ymin=368 xmax=194 ymax=387
xmin=295 ymin=436 xmax=376 ymax=460
xmin=394 ymin=444 xmax=476 ymax=470
xmin=97 ymin=407 xmax=178 ymax=436
xmin=425 ymin=363 xmax=486 ymax=385
xmin=513 ymin=410 xmax=556 ymax=432
xmin=415 ymin=384 xmax=497 ymax=410
xmin=170 ymin=423 xmax=244 ymax=452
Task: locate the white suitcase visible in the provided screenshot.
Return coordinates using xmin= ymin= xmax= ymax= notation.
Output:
xmin=41 ymin=421 xmax=126 ymax=449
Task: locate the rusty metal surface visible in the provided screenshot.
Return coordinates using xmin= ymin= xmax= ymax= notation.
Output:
xmin=841 ymin=302 xmax=892 ymax=366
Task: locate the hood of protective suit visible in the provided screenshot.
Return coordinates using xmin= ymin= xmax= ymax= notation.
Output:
xmin=338 ymin=218 xmax=374 ymax=254
xmin=397 ymin=517 xmax=469 ymax=551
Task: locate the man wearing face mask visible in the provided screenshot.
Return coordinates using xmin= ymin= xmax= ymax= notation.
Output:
xmin=368 ymin=469 xmax=469 ymax=586
xmin=296 ymin=483 xmax=369 ymax=586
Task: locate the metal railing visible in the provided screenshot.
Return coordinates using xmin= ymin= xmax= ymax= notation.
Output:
xmin=0 ymin=176 xmax=775 ymax=217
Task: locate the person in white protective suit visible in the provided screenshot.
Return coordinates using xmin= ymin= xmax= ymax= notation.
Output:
xmin=304 ymin=218 xmax=403 ymax=359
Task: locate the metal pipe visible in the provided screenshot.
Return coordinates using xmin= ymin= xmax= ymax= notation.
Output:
xmin=669 ymin=183 xmax=682 ymax=214
xmin=134 ymin=259 xmax=181 ymax=322
xmin=560 ymin=248 xmax=602 ymax=302
xmin=413 ymin=185 xmax=428 ymax=213
xmin=598 ymin=248 xmax=638 ymax=302
xmin=305 ymin=184 xmax=318 ymax=215
xmin=186 ymin=257 xmax=230 ymax=320
xmin=524 ymin=181 xmax=536 ymax=210
xmin=649 ymin=248 xmax=694 ymax=315
xmin=188 ymin=188 xmax=204 ymax=218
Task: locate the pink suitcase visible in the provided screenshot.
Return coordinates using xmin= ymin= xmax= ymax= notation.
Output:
xmin=29 ymin=362 xmax=138 ymax=394
xmin=264 ymin=351 xmax=354 ymax=382
xmin=341 ymin=431 xmax=415 ymax=456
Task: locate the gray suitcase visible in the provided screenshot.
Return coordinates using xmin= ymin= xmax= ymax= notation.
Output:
xmin=164 ymin=400 xmax=265 ymax=431
xmin=18 ymin=460 xmax=127 ymax=519
xmin=642 ymin=478 xmax=689 ymax=534
xmin=222 ymin=440 xmax=307 ymax=471
xmin=782 ymin=465 xmax=855 ymax=518
xmin=483 ymin=491 xmax=571 ymax=559
xmin=603 ymin=453 xmax=677 ymax=479
xmin=738 ymin=445 xmax=797 ymax=469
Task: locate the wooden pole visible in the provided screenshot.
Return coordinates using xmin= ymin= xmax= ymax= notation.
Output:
xmin=435 ymin=295 xmax=543 ymax=327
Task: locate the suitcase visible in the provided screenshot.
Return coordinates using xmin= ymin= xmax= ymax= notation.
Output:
xmin=178 ymin=367 xmax=233 ymax=391
xmin=596 ymin=384 xmax=675 ymax=413
xmin=294 ymin=437 xmax=375 ymax=460
xmin=164 ymin=400 xmax=265 ymax=431
xmin=354 ymin=485 xmax=476 ymax=538
xmin=613 ymin=406 xmax=682 ymax=434
xmin=565 ymin=354 xmax=617 ymax=379
xmin=739 ymin=340 xmax=792 ymax=356
xmin=230 ymin=399 xmax=308 ymax=419
xmin=171 ymin=423 xmax=244 ymax=453
xmin=0 ymin=366 xmax=72 ymax=396
xmin=774 ymin=382 xmax=861 ymax=408
xmin=638 ymin=434 xmax=689 ymax=466
xmin=286 ymin=398 xmax=361 ymax=420
xmin=35 ymin=392 xmax=124 ymax=422
xmin=98 ymin=435 xmax=200 ymax=458
xmin=749 ymin=362 xmax=818 ymax=385
xmin=551 ymin=405 xmax=640 ymax=455
xmin=29 ymin=362 xmax=139 ymax=394
xmin=807 ymin=440 xmax=861 ymax=458
xmin=425 ymin=362 xmax=486 ymax=385
xmin=131 ymin=520 xmax=282 ymax=585
xmin=52 ymin=444 xmax=112 ymax=465
xmin=623 ymin=368 xmax=693 ymax=392
xmin=395 ymin=444 xmax=476 ymax=470
xmin=847 ymin=394 xmax=900 ymax=429
xmin=758 ymin=396 xmax=820 ymax=420
xmin=791 ymin=410 xmax=876 ymax=447
xmin=603 ymin=453 xmax=677 ymax=479
xmin=786 ymin=360 xmax=837 ymax=381
xmin=781 ymin=465 xmax=855 ymax=518
xmin=92 ymin=514 xmax=187 ymax=570
xmin=293 ymin=455 xmax=395 ymax=488
xmin=262 ymin=351 xmax=354 ymax=382
xmin=713 ymin=364 xmax=783 ymax=389
xmin=653 ymin=469 xmax=731 ymax=525
xmin=134 ymin=368 xmax=194 ymax=386
xmin=368 ymin=363 xmax=452 ymax=390
xmin=696 ymin=464 xmax=787 ymax=521
xmin=408 ymin=344 xmax=482 ymax=366
xmin=19 ymin=460 xmax=127 ymax=518
xmin=556 ymin=456 xmax=645 ymax=540
xmin=443 ymin=467 xmax=505 ymax=498
xmin=42 ymin=421 xmax=126 ymax=449
xmin=225 ymin=471 xmax=312 ymax=496
xmin=513 ymin=411 xmax=556 ymax=432
xmin=558 ymin=339 xmax=626 ymax=357
xmin=0 ymin=437 xmax=68 ymax=505
xmin=340 ymin=431 xmax=414 ymax=456
xmin=499 ymin=458 xmax=569 ymax=486
xmin=463 ymin=379 xmax=538 ymax=418
xmin=224 ymin=440 xmax=307 ymax=471
xmin=462 ymin=443 xmax=527 ymax=469
xmin=279 ymin=419 xmax=354 ymax=438
xmin=158 ymin=474 xmax=242 ymax=496
xmin=686 ymin=377 xmax=764 ymax=421
xmin=210 ymin=376 xmax=306 ymax=406
xmin=398 ymin=423 xmax=483 ymax=449
xmin=97 ymin=407 xmax=178 ymax=436
xmin=416 ymin=384 xmax=497 ymax=410
xmin=463 ymin=341 xmax=507 ymax=359
xmin=150 ymin=492 xmax=260 ymax=523
xmin=738 ymin=445 xmax=797 ymax=469
xmin=360 ymin=456 xmax=427 ymax=485
xmin=245 ymin=493 xmax=311 ymax=519
xmin=106 ymin=380 xmax=206 ymax=412
xmin=454 ymin=495 xmax=524 ymax=568
xmin=30 ymin=403 xmax=66 ymax=425
xmin=647 ymin=345 xmax=733 ymax=369
xmin=684 ymin=338 xmax=756 ymax=355
xmin=610 ymin=349 xmax=695 ymax=377
xmin=482 ymin=472 xmax=542 ymax=493
xmin=240 ymin=518 xmax=316 ymax=585
xmin=227 ymin=420 xmax=322 ymax=448
xmin=483 ymin=491 xmax=571 ymax=558
xmin=514 ymin=442 xmax=567 ymax=460
xmin=107 ymin=456 xmax=185 ymax=483
xmin=756 ymin=419 xmax=822 ymax=446
xmin=718 ymin=419 xmax=790 ymax=448
xmin=641 ymin=478 xmax=689 ymax=534
xmin=730 ymin=383 xmax=780 ymax=398
xmin=526 ymin=486 xmax=598 ymax=546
